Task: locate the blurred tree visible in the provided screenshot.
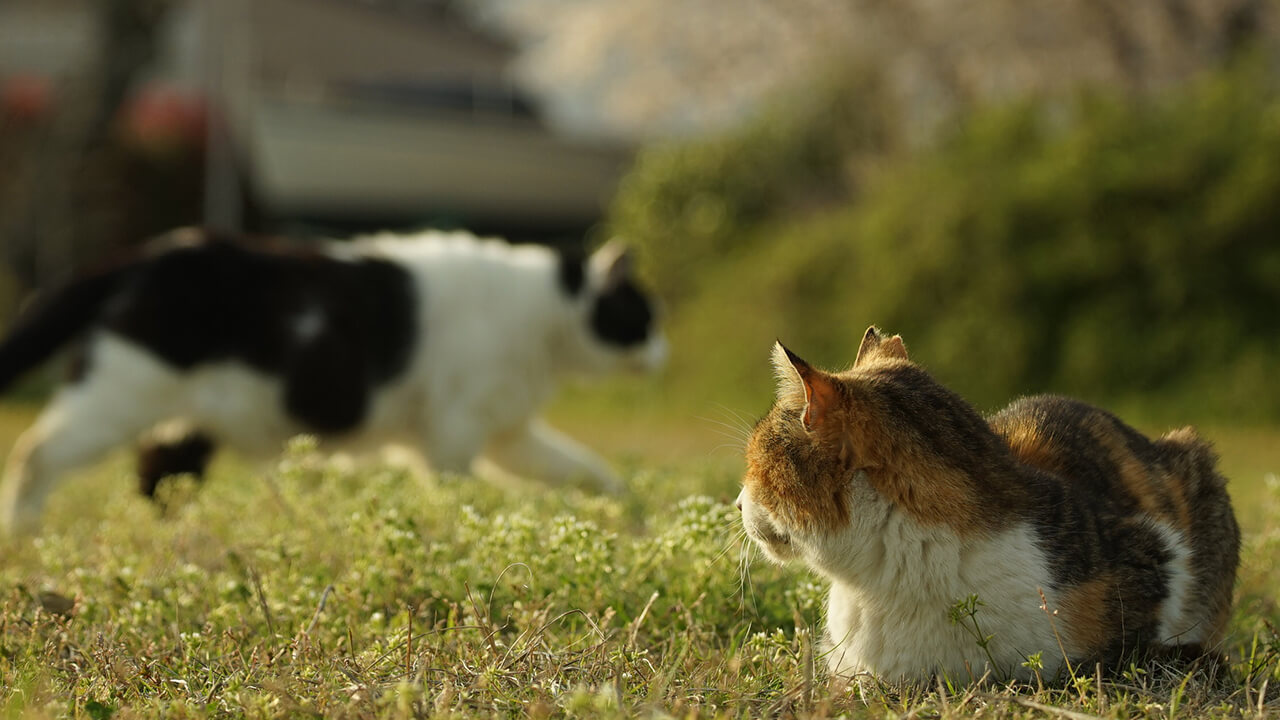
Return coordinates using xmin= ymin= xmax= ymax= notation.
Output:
xmin=466 ymin=0 xmax=1272 ymax=141
xmin=0 ymin=0 xmax=173 ymax=294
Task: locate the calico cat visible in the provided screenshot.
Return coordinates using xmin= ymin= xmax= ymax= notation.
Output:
xmin=738 ymin=326 xmax=1239 ymax=683
xmin=0 ymin=228 xmax=667 ymax=535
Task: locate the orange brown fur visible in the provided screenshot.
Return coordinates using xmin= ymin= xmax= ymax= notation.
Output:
xmin=749 ymin=332 xmax=1031 ymax=537
xmin=1058 ymin=575 xmax=1117 ymax=659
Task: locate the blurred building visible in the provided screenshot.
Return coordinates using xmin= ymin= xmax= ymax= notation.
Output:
xmin=0 ymin=0 xmax=632 ymax=239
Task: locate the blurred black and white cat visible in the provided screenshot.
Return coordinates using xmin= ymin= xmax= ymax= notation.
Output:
xmin=0 ymin=228 xmax=666 ymax=535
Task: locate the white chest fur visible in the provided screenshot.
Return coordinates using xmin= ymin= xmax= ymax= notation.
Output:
xmin=808 ymin=503 xmax=1068 ymax=682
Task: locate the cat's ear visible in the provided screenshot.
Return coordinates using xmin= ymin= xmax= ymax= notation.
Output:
xmin=880 ymin=335 xmax=908 ymax=360
xmin=772 ymin=342 xmax=838 ymax=431
xmin=589 ymin=240 xmax=633 ymax=288
xmin=854 ymin=326 xmax=883 ymax=365
xmin=855 ymin=325 xmax=908 ymax=366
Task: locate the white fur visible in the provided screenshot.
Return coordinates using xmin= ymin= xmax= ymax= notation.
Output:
xmin=739 ymin=478 xmax=1069 ymax=683
xmin=0 ymin=232 xmax=665 ymax=535
xmin=1147 ymin=519 xmax=1200 ymax=645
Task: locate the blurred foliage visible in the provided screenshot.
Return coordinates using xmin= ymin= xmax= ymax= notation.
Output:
xmin=610 ymin=61 xmax=1280 ymax=422
xmin=610 ymin=66 xmax=897 ymax=302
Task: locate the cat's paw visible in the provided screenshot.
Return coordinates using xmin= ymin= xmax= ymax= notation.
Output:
xmin=588 ymin=467 xmax=626 ymax=496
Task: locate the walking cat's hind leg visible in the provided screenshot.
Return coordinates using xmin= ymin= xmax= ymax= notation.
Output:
xmin=1 ymin=336 xmax=183 ymax=535
xmin=483 ymin=419 xmax=622 ymax=493
xmin=420 ymin=417 xmax=485 ymax=477
xmin=137 ymin=427 xmax=217 ymax=499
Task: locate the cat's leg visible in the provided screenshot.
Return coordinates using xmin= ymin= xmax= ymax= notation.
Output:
xmin=1 ymin=395 xmax=160 ymax=535
xmin=136 ymin=423 xmax=217 ymax=499
xmin=482 ymin=419 xmax=622 ymax=493
xmin=0 ymin=336 xmax=181 ymax=535
xmin=419 ymin=417 xmax=485 ymax=476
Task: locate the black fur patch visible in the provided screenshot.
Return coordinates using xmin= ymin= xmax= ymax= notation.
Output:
xmin=137 ymin=431 xmax=216 ymax=498
xmin=0 ymin=263 xmax=136 ymax=393
xmin=556 ymin=248 xmax=586 ymax=297
xmin=102 ymin=236 xmax=417 ymax=434
xmin=65 ymin=341 xmax=91 ymax=384
xmin=589 ymin=279 xmax=653 ymax=347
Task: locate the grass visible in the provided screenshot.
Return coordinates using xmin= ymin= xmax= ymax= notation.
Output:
xmin=0 ymin=396 xmax=1277 ymax=719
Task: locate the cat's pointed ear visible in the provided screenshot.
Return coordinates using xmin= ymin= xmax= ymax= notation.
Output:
xmin=854 ymin=326 xmax=884 ymax=365
xmin=772 ymin=341 xmax=838 ymax=431
xmin=880 ymin=335 xmax=908 ymax=360
xmin=589 ymin=240 xmax=633 ymax=288
xmin=855 ymin=325 xmax=908 ymax=366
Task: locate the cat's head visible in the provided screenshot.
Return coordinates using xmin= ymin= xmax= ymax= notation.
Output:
xmin=558 ymin=241 xmax=667 ymax=375
xmin=738 ymin=326 xmax=1008 ymax=566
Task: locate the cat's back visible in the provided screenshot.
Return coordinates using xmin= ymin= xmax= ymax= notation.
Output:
xmin=990 ymin=394 xmax=1240 ymax=657
xmin=104 ymin=232 xmax=415 ymax=374
xmin=359 ymin=230 xmax=558 ymax=297
xmin=991 ymin=395 xmax=1214 ymax=527
xmin=358 ymin=231 xmax=580 ymax=360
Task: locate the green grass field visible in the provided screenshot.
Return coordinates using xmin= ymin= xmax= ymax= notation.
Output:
xmin=0 ymin=396 xmax=1277 ymax=719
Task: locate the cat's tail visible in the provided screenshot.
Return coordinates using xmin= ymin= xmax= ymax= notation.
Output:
xmin=1157 ymin=427 xmax=1228 ymax=492
xmin=1156 ymin=427 xmax=1240 ymax=652
xmin=0 ymin=261 xmax=138 ymax=394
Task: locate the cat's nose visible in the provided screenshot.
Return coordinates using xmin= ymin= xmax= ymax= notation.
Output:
xmin=734 ymin=489 xmax=745 ymax=511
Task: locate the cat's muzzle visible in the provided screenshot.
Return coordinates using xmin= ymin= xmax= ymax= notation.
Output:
xmin=737 ymin=489 xmax=797 ymax=562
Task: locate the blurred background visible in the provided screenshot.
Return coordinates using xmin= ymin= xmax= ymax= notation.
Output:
xmin=1 ymin=0 xmax=1278 ymax=468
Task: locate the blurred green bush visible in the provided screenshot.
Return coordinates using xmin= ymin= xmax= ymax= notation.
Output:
xmin=610 ymin=63 xmax=1280 ymax=422
xmin=610 ymin=66 xmax=896 ymax=302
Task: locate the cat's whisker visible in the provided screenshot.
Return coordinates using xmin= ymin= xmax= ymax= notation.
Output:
xmin=739 ymin=539 xmax=760 ymax=613
xmin=716 ymin=521 xmax=740 ymax=540
xmin=726 ymin=530 xmax=747 ymax=606
xmin=722 ymin=518 xmax=749 ymax=546
xmin=709 ymin=442 xmax=748 ymax=456
xmin=696 ymin=416 xmax=752 ymax=448
xmin=710 ymin=527 xmax=746 ymax=567
xmin=709 ymin=402 xmax=756 ymax=436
